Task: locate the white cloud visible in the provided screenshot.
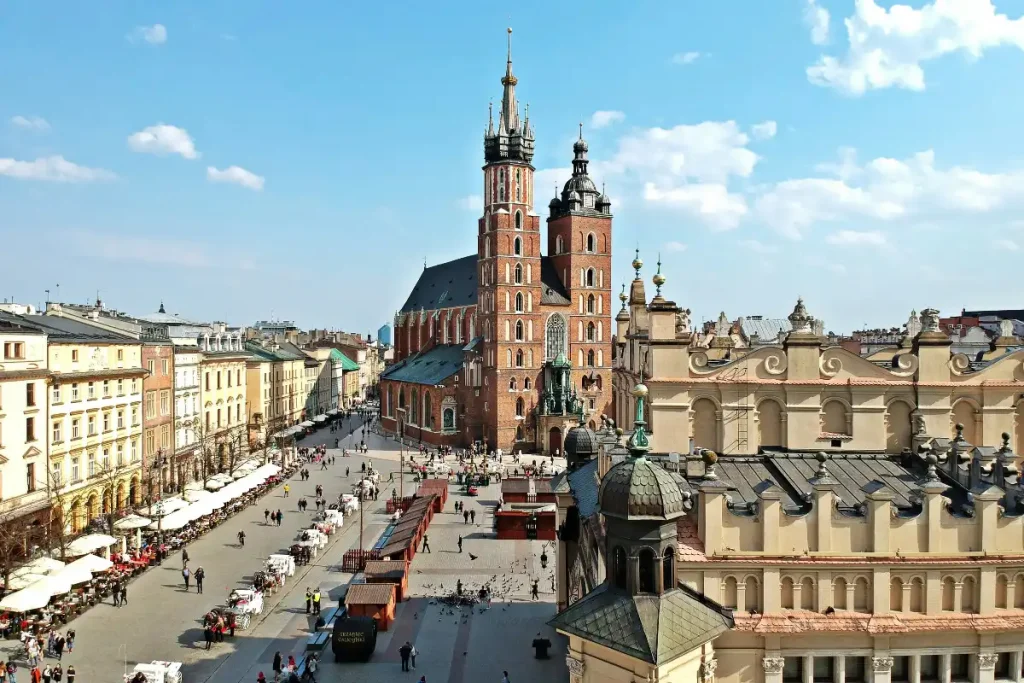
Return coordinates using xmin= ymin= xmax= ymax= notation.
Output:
xmin=995 ymin=238 xmax=1020 ymax=251
xmin=129 ymin=24 xmax=167 ymax=45
xmin=606 ymin=121 xmax=759 ymax=184
xmin=457 ymin=195 xmax=481 ymax=211
xmin=826 ymin=229 xmax=888 ymax=246
xmin=128 ymin=124 xmax=199 ymax=159
xmin=643 ymin=182 xmax=747 ymax=230
xmin=207 ymin=165 xmax=265 ymax=191
xmin=805 ymin=0 xmax=831 ymax=45
xmin=10 ymin=115 xmax=50 ymax=131
xmin=671 ymin=51 xmax=703 ymax=65
xmin=751 ymin=120 xmax=777 ymax=140
xmin=738 ymin=239 xmax=780 ymax=254
xmin=663 ymin=241 xmax=688 ymax=252
xmin=0 ymin=155 xmax=115 ymax=183
xmin=591 ymin=110 xmax=626 ymax=129
xmin=807 ymin=0 xmax=1024 ymax=95
xmin=755 ymin=148 xmax=1024 ymax=238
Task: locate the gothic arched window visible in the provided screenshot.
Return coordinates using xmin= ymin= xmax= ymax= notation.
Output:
xmin=586 ymin=233 xmax=596 ymax=252
xmin=587 ymin=295 xmax=595 ymax=314
xmin=509 ymin=377 xmax=517 ymax=391
xmin=515 ymin=292 xmax=524 ymax=312
xmin=638 ymin=548 xmax=656 ymax=593
xmin=524 ymin=378 xmax=531 ymax=390
xmin=515 ymin=210 xmax=522 ymax=230
xmin=555 ymin=235 xmax=564 ymax=254
xmin=514 ymin=263 xmax=522 ymax=284
xmin=612 ymin=547 xmax=627 ymax=590
xmin=587 ymin=350 xmax=595 ymax=367
xmin=411 ymin=390 xmax=419 ymax=423
xmin=424 ymin=393 xmax=432 ymax=429
xmin=545 ymin=314 xmax=566 ymax=361
xmin=515 ymin=349 xmax=524 ymax=367
xmin=586 ymin=322 xmax=596 ymax=341
xmin=586 ymin=268 xmax=595 ymax=287
xmin=516 ymin=397 xmax=524 ymax=417
xmin=515 ymin=320 xmax=524 ymax=341
xmin=663 ymin=547 xmax=675 ymax=591
xmin=514 ymin=237 xmax=522 ymax=256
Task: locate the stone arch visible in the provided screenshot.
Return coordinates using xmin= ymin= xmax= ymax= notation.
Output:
xmin=102 ymin=487 xmax=113 ymax=515
xmin=996 ymin=574 xmax=1009 ymax=609
xmin=890 ymin=577 xmax=904 ymax=611
xmin=962 ymin=576 xmax=976 ymax=612
xmin=691 ymin=398 xmax=718 ymax=451
xmin=885 ymin=398 xmax=914 ymax=453
xmin=756 ymin=398 xmax=784 ymax=449
xmin=69 ymin=498 xmax=84 ymax=533
xmin=799 ymin=576 xmax=815 ymax=610
xmin=87 ymin=492 xmax=100 ymax=522
xmin=941 ymin=576 xmax=956 ymax=611
xmin=910 ymin=577 xmax=925 ymax=612
xmin=781 ymin=577 xmax=795 ymax=609
xmin=951 ymin=399 xmax=981 ymax=443
xmin=833 ymin=577 xmax=848 ymax=609
xmin=821 ymin=398 xmax=850 ymax=435
xmin=722 ymin=576 xmax=738 ymax=609
xmin=130 ymin=475 xmax=140 ymax=505
xmin=744 ymin=576 xmax=760 ymax=611
xmin=854 ymin=576 xmax=871 ymax=612
xmin=637 ymin=547 xmax=656 ymax=593
xmin=116 ymin=481 xmax=126 ymax=510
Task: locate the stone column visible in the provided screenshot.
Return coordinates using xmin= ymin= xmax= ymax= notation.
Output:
xmin=566 ymin=655 xmax=584 ymax=683
xmin=910 ymin=655 xmax=921 ymax=683
xmin=872 ymin=656 xmax=894 ymax=683
xmin=804 ymin=655 xmax=814 ymax=683
xmin=939 ymin=653 xmax=951 ymax=683
xmin=835 ymin=655 xmax=846 ymax=683
xmin=976 ymin=653 xmax=998 ymax=683
xmin=763 ymin=656 xmax=786 ymax=683
xmin=1010 ymin=652 xmax=1023 ymax=683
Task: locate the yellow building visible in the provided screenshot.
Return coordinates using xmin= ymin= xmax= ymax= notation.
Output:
xmin=245 ymin=340 xmax=310 ymax=449
xmin=553 ymin=265 xmax=1024 ymax=683
xmin=195 ymin=330 xmax=248 ymax=478
xmin=14 ymin=314 xmax=146 ymax=533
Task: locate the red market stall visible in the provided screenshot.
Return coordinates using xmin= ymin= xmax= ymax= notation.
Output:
xmin=363 ymin=560 xmax=409 ymax=602
xmin=344 ymin=583 xmax=396 ymax=632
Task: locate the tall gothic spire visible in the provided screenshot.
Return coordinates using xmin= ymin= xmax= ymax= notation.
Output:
xmin=484 ymin=28 xmax=534 ymax=164
xmin=500 ymin=27 xmax=520 ymax=133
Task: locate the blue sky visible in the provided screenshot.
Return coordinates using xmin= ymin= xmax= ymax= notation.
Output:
xmin=3 ymin=0 xmax=1024 ymax=335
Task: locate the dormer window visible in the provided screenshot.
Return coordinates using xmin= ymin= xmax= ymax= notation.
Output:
xmin=584 ymin=194 xmax=595 ymax=208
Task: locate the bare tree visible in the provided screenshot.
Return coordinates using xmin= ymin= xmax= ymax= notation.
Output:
xmin=224 ymin=425 xmax=248 ymax=475
xmin=188 ymin=419 xmax=218 ymax=486
xmin=45 ymin=470 xmax=73 ymax=563
xmin=0 ymin=515 xmax=43 ymax=592
xmin=92 ymin=460 xmax=133 ymax=535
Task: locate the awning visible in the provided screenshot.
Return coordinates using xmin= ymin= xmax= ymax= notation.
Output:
xmin=66 ymin=554 xmax=113 ymax=574
xmin=327 ymin=409 xmax=339 ymax=416
xmin=66 ymin=534 xmax=117 ymax=557
xmin=205 ymin=480 xmax=225 ymax=491
xmin=299 ymin=421 xmax=314 ymax=428
xmin=313 ymin=415 xmax=327 ymax=423
xmin=113 ymin=515 xmax=152 ymax=531
xmin=0 ymin=584 xmax=51 ymax=612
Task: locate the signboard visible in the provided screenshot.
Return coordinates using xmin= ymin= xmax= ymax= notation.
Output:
xmin=668 ymin=452 xmax=680 ymax=464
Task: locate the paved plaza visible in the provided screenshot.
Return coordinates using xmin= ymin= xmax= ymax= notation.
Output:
xmin=1 ymin=417 xmax=568 ymax=683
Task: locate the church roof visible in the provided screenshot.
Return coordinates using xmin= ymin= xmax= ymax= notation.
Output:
xmin=381 ymin=344 xmax=465 ymax=386
xmin=549 ymin=583 xmax=733 ymax=665
xmin=399 ymin=255 xmax=478 ymax=314
xmin=540 ymin=257 xmax=571 ymax=305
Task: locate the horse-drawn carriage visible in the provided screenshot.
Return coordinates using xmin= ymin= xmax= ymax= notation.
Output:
xmin=204 ymin=605 xmax=248 ymax=631
xmin=124 ymin=661 xmax=182 ymax=683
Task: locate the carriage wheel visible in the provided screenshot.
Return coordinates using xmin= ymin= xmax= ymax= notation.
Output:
xmin=173 ymin=674 xmax=182 ymax=683
xmin=241 ymin=614 xmax=251 ymax=629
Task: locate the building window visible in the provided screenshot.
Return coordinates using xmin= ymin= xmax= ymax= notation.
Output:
xmin=162 ymin=359 xmax=169 ymax=375
xmin=103 ymin=380 xmax=110 ymax=397
xmin=514 ymin=292 xmax=524 ymax=312
xmin=87 ymin=453 xmax=96 ymax=478
xmin=586 ymin=233 xmax=596 ymax=252
xmin=783 ymin=658 xmax=803 ymax=683
xmin=87 ymin=382 xmax=95 ymax=399
xmin=586 ymin=268 xmax=595 ymax=287
xmin=524 ymin=378 xmax=531 ymax=390
xmin=71 ymin=457 xmax=80 ymax=483
xmin=514 ymin=263 xmax=523 ymax=284
xmin=131 ymin=439 xmax=138 ymax=462
xmin=26 ymin=463 xmax=35 ymax=493
xmin=26 ymin=417 xmax=35 ymax=442
xmin=513 ymin=237 xmax=522 ymax=256
xmin=515 ymin=320 xmax=524 ymax=341
xmin=71 ymin=383 xmax=79 ymax=401
xmin=515 ymin=210 xmax=522 ymax=230
xmin=71 ymin=419 xmax=80 ymax=439
xmin=117 ymin=379 xmax=123 ymax=395
xmin=205 ymin=373 xmax=210 ymax=391
xmin=3 ymin=342 xmax=25 ymax=359
xmin=71 ymin=349 xmax=78 ymax=362
xmin=26 ymin=382 xmax=35 ymax=407
xmin=117 ymin=443 xmax=125 ymax=466
xmin=587 ymin=350 xmax=595 ymax=367
xmin=103 ymin=413 xmax=110 ymax=432
xmin=587 ymin=295 xmax=595 ymax=314
xmin=146 ymin=392 xmax=155 ymax=418
xmin=117 ymin=410 xmax=124 ymax=429
xmin=88 ymin=416 xmax=95 ymax=435
xmin=509 ymin=378 xmax=517 ymax=391
xmin=638 ymin=548 xmax=656 ymax=593
xmin=117 ymin=349 xmax=124 ymax=361
xmin=160 ymin=390 xmax=170 ymax=415
xmin=586 ymin=322 xmax=596 ymax=341
xmin=147 ymin=360 xmax=155 ymax=375
xmin=52 ymin=422 xmax=61 ymax=443
xmin=515 ymin=350 xmax=524 ymax=367
xmin=545 ymin=314 xmax=566 ymax=360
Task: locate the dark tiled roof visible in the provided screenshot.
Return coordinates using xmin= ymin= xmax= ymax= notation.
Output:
xmin=345 ymin=583 xmax=395 ymax=605
xmin=400 ymin=255 xmax=478 ymax=313
xmin=540 ymin=257 xmax=571 ymax=305
xmin=567 ymin=459 xmax=600 ymax=518
xmin=549 ymin=583 xmax=733 ymax=665
xmin=764 ymin=450 xmax=919 ymax=511
xmin=363 ymin=560 xmax=407 ymax=580
xmin=7 ymin=313 xmax=138 ymax=343
xmin=381 ymin=344 xmax=464 ymax=386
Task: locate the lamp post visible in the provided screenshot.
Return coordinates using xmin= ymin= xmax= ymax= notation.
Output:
xmin=153 ymin=449 xmax=166 ymax=546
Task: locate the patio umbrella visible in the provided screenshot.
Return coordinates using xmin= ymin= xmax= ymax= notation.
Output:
xmin=113 ymin=514 xmax=152 ymax=531
xmin=12 ymin=557 xmax=65 ymax=577
xmin=66 ymin=534 xmax=117 ymax=557
xmin=183 ymin=489 xmax=213 ymax=503
xmin=52 ymin=564 xmax=92 ymax=587
xmin=204 ymin=480 xmax=224 ymax=491
xmin=66 ymin=554 xmax=113 ymax=574
xmin=0 ymin=584 xmax=51 ymax=612
xmin=27 ymin=573 xmax=73 ymax=597
xmin=5 ymin=573 xmax=46 ymax=591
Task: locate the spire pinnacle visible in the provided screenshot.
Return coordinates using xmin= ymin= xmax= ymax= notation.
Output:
xmin=579 ymin=121 xmax=583 ymax=139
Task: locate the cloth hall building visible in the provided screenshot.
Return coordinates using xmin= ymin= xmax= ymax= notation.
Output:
xmin=380 ymin=31 xmax=613 ymax=453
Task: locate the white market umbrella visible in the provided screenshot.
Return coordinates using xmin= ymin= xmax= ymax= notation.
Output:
xmin=184 ymin=489 xmax=213 ymax=503
xmin=0 ymin=584 xmax=51 ymax=612
xmin=5 ymin=573 xmax=46 ymax=591
xmin=205 ymin=480 xmax=225 ymax=491
xmin=150 ymin=510 xmax=190 ymax=531
xmin=67 ymin=554 xmax=113 ymax=574
xmin=12 ymin=558 xmax=65 ymax=578
xmin=114 ymin=515 xmax=152 ymax=531
xmin=52 ymin=564 xmax=92 ymax=587
xmin=66 ymin=534 xmax=117 ymax=557
xmin=28 ymin=573 xmax=72 ymax=597
xmin=211 ymin=473 xmax=234 ymax=484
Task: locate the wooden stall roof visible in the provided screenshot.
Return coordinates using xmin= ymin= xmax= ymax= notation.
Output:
xmin=363 ymin=560 xmax=408 ymax=581
xmin=379 ymin=494 xmax=436 ymax=558
xmin=345 ymin=583 xmax=395 ymax=606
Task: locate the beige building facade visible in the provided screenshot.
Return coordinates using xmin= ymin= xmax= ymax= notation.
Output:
xmin=197 ymin=335 xmax=249 ymax=477
xmin=552 ymin=265 xmax=1024 ymax=683
xmin=0 ymin=318 xmax=50 ymax=534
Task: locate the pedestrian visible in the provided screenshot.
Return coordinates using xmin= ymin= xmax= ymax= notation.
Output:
xmin=264 ymin=509 xmax=270 ymax=524
xmin=502 ymin=672 xmax=510 ymax=683
xmin=120 ymin=583 xmax=128 ymax=605
xmin=29 ymin=667 xmax=39 ymax=683
xmin=531 ymin=580 xmax=540 ymax=600
xmin=182 ymin=548 xmax=190 ymax=568
xmin=51 ymin=666 xmax=61 ymax=683
xmin=7 ymin=661 xmax=17 ymax=683
xmin=305 ymin=654 xmax=318 ymax=683
xmin=457 ymin=535 xmax=463 ymax=553
xmin=284 ymin=484 xmax=290 ymax=498
xmin=463 ymin=509 xmax=469 ymax=524
xmin=66 ymin=630 xmax=74 ymax=653
xmin=276 ymin=510 xmax=283 ymax=526
xmin=305 ymin=588 xmax=312 ymax=614
xmin=470 ymin=509 xmax=476 ymax=524
xmin=54 ymin=636 xmax=64 ymax=661
xmin=65 ymin=666 xmax=74 ymax=683
xmin=203 ymin=626 xmax=213 ymax=650
xmin=421 ymin=535 xmax=430 ymax=553
xmin=182 ymin=566 xmax=191 ymax=590
xmin=399 ymin=642 xmax=412 ymax=672
xmin=321 ymin=459 xmax=327 ymax=471
xmin=272 ymin=652 xmax=282 ymax=682
xmin=410 ymin=643 xmax=417 ymax=668
xmin=195 ymin=566 xmax=205 ymax=593
xmin=41 ymin=666 xmax=50 ymax=683
xmin=112 ymin=581 xmax=121 ymax=607
xmin=257 ymin=673 xmax=267 ymax=683
xmin=345 ymin=467 xmax=349 ymax=477
xmin=312 ymin=588 xmax=321 ymax=615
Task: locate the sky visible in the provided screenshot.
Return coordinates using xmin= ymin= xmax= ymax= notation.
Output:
xmin=3 ymin=0 xmax=1024 ymax=336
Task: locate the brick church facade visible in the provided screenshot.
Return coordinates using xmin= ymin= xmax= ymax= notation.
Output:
xmin=379 ymin=30 xmax=613 ymax=454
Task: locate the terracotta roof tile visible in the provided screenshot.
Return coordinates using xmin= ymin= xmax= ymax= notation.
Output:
xmin=676 ymin=517 xmax=707 ymax=561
